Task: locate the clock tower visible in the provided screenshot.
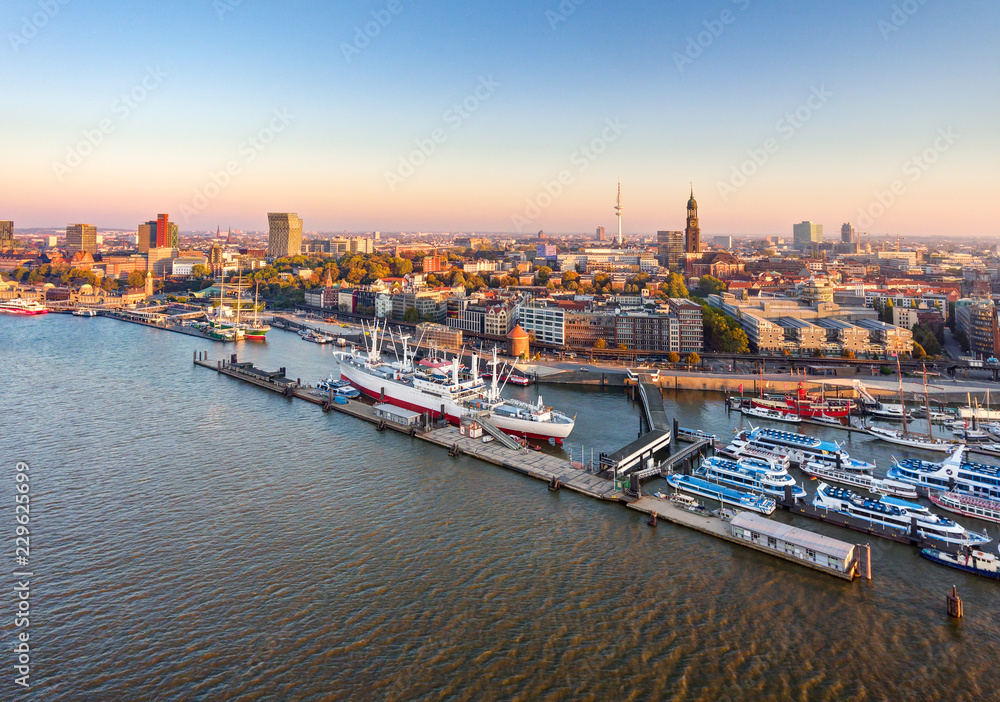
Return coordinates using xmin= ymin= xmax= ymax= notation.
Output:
xmin=685 ymin=185 xmax=701 ymax=254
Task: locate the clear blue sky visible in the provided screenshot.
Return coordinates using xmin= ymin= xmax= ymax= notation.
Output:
xmin=3 ymin=0 xmax=998 ymax=236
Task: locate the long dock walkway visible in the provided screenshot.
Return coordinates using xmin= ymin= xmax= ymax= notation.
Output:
xmin=191 ymin=352 xmax=869 ymax=581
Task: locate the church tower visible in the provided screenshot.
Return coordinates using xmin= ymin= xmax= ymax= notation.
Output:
xmin=685 ymin=185 xmax=701 ymax=253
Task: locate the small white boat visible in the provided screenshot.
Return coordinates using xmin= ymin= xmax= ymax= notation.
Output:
xmin=953 ymin=428 xmax=992 ymax=443
xmin=72 ymin=308 xmax=97 ymax=317
xmin=867 ymin=425 xmax=957 ymax=453
xmin=870 ymin=402 xmax=911 ymax=420
xmin=811 ymin=413 xmax=843 ymax=426
xmin=741 ymin=406 xmax=801 ymax=424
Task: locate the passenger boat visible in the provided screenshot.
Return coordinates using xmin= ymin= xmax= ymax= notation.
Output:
xmin=866 ymin=425 xmax=957 ymax=453
xmin=696 ymin=455 xmax=806 ymax=499
xmin=72 ymin=308 xmax=97 ymax=317
xmin=741 ymin=406 xmax=801 ymax=424
xmin=952 ymin=428 xmax=992 ymax=443
xmin=812 ymin=482 xmax=990 ymax=547
xmin=653 ymin=491 xmax=706 ymax=513
xmin=505 ymin=374 xmax=530 ymax=386
xmin=317 ymin=375 xmax=351 ymax=392
xmin=887 ymin=446 xmax=1000 ymax=501
xmin=335 ymin=385 xmax=361 ymax=399
xmin=336 ymin=322 xmax=574 ymax=443
xmin=928 ymin=491 xmax=1000 ymax=525
xmin=729 ymin=426 xmax=875 ymax=473
xmin=811 ymin=413 xmax=843 ymax=426
xmin=665 ymin=474 xmax=776 ymax=515
xmin=799 ymin=461 xmax=918 ymax=498
xmin=920 ymin=548 xmax=1000 ymax=580
xmin=0 ymin=298 xmax=48 ymax=315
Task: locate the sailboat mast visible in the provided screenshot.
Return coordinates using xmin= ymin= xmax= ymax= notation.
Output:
xmin=897 ymin=354 xmax=908 ymax=436
xmin=922 ymin=363 xmax=933 ymax=440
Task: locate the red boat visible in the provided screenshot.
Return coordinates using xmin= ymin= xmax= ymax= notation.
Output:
xmin=751 ymin=382 xmax=852 ymax=419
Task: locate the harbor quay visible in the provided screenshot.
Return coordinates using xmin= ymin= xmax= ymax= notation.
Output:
xmin=193 ymin=351 xmax=872 ymax=582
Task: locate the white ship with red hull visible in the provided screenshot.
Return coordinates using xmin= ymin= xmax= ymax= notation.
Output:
xmin=336 ymin=324 xmax=574 ymax=443
xmin=0 ymin=298 xmax=48 ymax=315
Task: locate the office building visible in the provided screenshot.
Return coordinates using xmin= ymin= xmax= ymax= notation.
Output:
xmin=519 ymin=303 xmax=565 ymax=346
xmin=138 ymin=214 xmax=178 ymax=252
xmin=713 ymin=235 xmax=733 ymax=249
xmin=66 ymin=224 xmax=97 ymax=255
xmin=685 ymin=187 xmax=701 ymax=253
xmin=267 ymin=213 xmax=303 ymax=259
xmin=793 ymin=221 xmax=823 ymax=250
xmin=667 ymin=298 xmax=704 ymax=353
xmin=657 ymin=230 xmax=684 ymax=271
xmin=841 ymin=222 xmax=858 ymax=244
xmin=0 ymin=221 xmax=16 ymax=249
xmin=596 ymin=226 xmax=606 ymax=242
xmin=957 ymin=300 xmax=1000 ymax=359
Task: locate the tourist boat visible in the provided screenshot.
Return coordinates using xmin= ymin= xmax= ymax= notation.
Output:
xmin=505 ymin=374 xmax=530 ymax=386
xmin=866 ymin=425 xmax=958 ymax=453
xmin=0 ymin=298 xmax=48 ymax=315
xmin=696 ymin=455 xmax=806 ymax=499
xmin=335 ymin=322 xmax=575 ymax=443
xmin=741 ymin=406 xmax=801 ymax=424
xmin=729 ymin=426 xmax=875 ymax=473
xmin=920 ymin=548 xmax=1000 ymax=580
xmin=811 ymin=482 xmax=990 ymax=547
xmin=888 ymin=446 xmax=1000 ymax=501
xmin=799 ymin=461 xmax=918 ymax=498
xmin=665 ymin=474 xmax=776 ymax=515
xmin=928 ymin=491 xmax=1000 ymax=525
xmin=72 ymin=308 xmax=97 ymax=317
xmin=317 ymin=375 xmax=351 ymax=392
xmin=870 ymin=402 xmax=911 ymax=421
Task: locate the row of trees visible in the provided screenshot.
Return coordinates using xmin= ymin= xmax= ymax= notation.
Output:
xmin=6 ymin=264 xmax=146 ymax=292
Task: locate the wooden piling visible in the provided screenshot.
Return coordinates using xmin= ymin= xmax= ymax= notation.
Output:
xmin=947 ymin=585 xmax=963 ymax=618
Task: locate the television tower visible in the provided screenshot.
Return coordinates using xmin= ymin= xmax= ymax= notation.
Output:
xmin=615 ymin=179 xmax=623 ymax=246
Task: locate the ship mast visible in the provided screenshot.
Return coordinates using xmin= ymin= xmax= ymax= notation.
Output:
xmin=922 ymin=363 xmax=933 ymax=441
xmin=896 ymin=354 xmax=908 ymax=436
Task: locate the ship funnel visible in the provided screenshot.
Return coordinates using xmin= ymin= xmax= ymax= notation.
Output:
xmin=471 ymin=353 xmax=478 ymax=378
xmin=452 ymin=356 xmax=459 ymax=386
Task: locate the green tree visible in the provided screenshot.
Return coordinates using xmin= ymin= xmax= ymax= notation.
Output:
xmin=664 ymin=273 xmax=689 ymax=299
xmin=911 ymin=341 xmax=926 ymax=359
xmin=402 ymin=307 xmax=419 ymax=323
xmin=534 ymin=266 xmax=553 ymax=285
xmin=812 ymin=349 xmax=825 ymax=358
xmin=667 ymin=352 xmax=680 ymax=363
xmin=594 ymin=339 xmax=607 ymax=350
xmin=840 ymin=349 xmax=856 ymax=359
xmin=127 ymin=270 xmax=147 ymax=288
xmin=191 ymin=264 xmax=210 ymax=278
xmin=685 ymin=352 xmax=700 ymax=365
xmin=698 ymin=275 xmax=727 ymax=296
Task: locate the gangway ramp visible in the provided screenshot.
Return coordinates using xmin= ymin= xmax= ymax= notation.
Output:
xmin=475 ymin=416 xmax=525 ymax=451
xmin=638 ymin=382 xmax=670 ymax=432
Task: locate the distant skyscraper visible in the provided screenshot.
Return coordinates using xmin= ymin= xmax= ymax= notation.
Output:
xmin=793 ymin=221 xmax=823 ymax=250
xmin=596 ymin=226 xmax=606 ymax=242
xmin=658 ymin=230 xmax=685 ymax=271
xmin=713 ymin=235 xmax=733 ymax=249
xmin=841 ymin=222 xmax=858 ymax=243
xmin=267 ymin=213 xmax=303 ymax=259
xmin=0 ymin=220 xmax=15 ymax=249
xmin=614 ymin=180 xmax=624 ymax=246
xmin=137 ymin=213 xmax=177 ymax=252
xmin=66 ymin=224 xmax=97 ymax=255
xmin=685 ymin=185 xmax=701 ymax=253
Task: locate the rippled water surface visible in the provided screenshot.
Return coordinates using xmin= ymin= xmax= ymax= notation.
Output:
xmin=2 ymin=315 xmax=999 ymax=701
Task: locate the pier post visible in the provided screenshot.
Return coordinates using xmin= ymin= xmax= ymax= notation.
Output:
xmin=946 ymin=586 xmax=963 ymax=618
xmin=858 ymin=544 xmax=872 ymax=580
xmin=193 ymin=351 xmax=197 ymax=363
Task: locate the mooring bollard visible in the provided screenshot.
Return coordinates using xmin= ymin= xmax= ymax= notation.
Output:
xmin=647 ymin=512 xmax=657 ymax=527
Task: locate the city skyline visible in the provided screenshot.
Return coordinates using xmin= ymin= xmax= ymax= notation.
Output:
xmin=4 ymin=1 xmax=998 ymax=235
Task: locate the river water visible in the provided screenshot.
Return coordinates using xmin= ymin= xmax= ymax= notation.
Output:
xmin=2 ymin=314 xmax=998 ymax=701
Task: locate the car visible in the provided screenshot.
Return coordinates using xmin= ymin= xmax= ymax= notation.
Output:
xmin=579 ymin=367 xmax=591 ymax=372
xmin=988 ymin=357 xmax=999 ymax=364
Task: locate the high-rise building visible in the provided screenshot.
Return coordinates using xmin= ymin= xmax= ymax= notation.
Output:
xmin=657 ymin=230 xmax=684 ymax=271
xmin=0 ymin=221 xmax=17 ymax=249
xmin=793 ymin=221 xmax=823 ymax=250
xmin=685 ymin=186 xmax=701 ymax=253
xmin=841 ymin=222 xmax=858 ymax=243
xmin=137 ymin=214 xmax=178 ymax=252
xmin=267 ymin=213 xmax=303 ymax=259
xmin=66 ymin=224 xmax=97 ymax=255
xmin=596 ymin=226 xmax=606 ymax=242
xmin=713 ymin=235 xmax=733 ymax=249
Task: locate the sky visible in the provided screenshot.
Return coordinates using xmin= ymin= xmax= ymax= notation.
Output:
xmin=2 ymin=0 xmax=998 ymax=237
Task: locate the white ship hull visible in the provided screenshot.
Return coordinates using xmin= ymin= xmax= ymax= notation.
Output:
xmin=340 ymin=362 xmax=573 ymax=442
